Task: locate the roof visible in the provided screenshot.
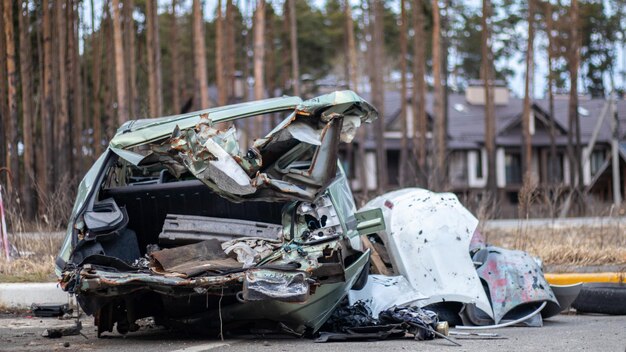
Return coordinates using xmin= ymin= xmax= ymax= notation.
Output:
xmin=376 ymin=91 xmax=626 ymax=150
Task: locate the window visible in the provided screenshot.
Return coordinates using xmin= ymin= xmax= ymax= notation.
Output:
xmin=547 ymin=153 xmax=564 ymax=182
xmin=476 ymin=150 xmax=483 ymax=178
xmin=590 ymin=150 xmax=606 ymax=176
xmin=505 ymin=152 xmax=522 ymax=184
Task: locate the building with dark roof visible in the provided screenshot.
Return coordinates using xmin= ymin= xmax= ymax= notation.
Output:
xmin=350 ymin=85 xmax=626 ymax=217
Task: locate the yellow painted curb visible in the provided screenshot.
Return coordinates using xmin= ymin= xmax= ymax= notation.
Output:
xmin=545 ymin=272 xmax=626 ymax=285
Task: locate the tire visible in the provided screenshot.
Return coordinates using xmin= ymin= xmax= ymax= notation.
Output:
xmin=572 ymin=283 xmax=626 ymax=315
xmin=351 ymin=258 xmax=370 ymax=290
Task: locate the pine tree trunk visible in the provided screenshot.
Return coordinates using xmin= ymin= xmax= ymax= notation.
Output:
xmin=68 ymin=0 xmax=83 ymax=176
xmin=146 ymin=0 xmax=162 ymax=116
xmin=398 ymin=0 xmax=408 ymax=187
xmin=225 ymin=0 xmax=235 ymax=100
xmin=289 ymin=0 xmax=299 ymax=96
xmin=192 ymin=0 xmax=209 ymax=110
xmin=3 ymin=0 xmax=20 ymax=193
xmin=547 ymin=3 xmax=557 ymax=184
xmin=253 ymin=0 xmax=265 ymax=101
xmin=55 ymin=0 xmax=70 ymax=184
xmin=570 ymin=0 xmax=584 ymax=212
xmin=41 ymin=0 xmax=54 ymax=199
xmin=345 ymin=0 xmax=358 ymax=92
xmin=482 ymin=0 xmax=496 ymax=197
xmin=0 ymin=0 xmax=6 ymax=190
xmin=111 ymin=0 xmax=128 ymax=124
xmin=253 ymin=0 xmax=265 ymax=133
xmin=522 ymin=0 xmax=534 ymax=180
xmin=216 ymin=0 xmax=226 ymax=106
xmin=412 ymin=0 xmax=427 ymax=185
xmin=123 ymin=0 xmax=136 ymax=117
xmin=371 ymin=0 xmax=387 ymax=192
xmin=432 ymin=0 xmax=445 ymax=190
xmin=18 ymin=0 xmax=35 ymax=218
xmin=91 ymin=0 xmax=104 ymax=157
xmin=170 ymin=0 xmax=182 ymax=113
xmin=265 ymin=5 xmax=276 ymax=101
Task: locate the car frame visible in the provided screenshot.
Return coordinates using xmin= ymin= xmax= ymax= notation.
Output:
xmin=56 ymin=91 xmax=384 ymax=337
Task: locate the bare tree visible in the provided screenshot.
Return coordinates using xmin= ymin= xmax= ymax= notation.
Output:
xmin=18 ymin=0 xmax=34 ymax=217
xmin=432 ymin=0 xmax=446 ymax=189
xmin=482 ymin=0 xmax=496 ymax=197
xmin=288 ymin=0 xmax=299 ymax=95
xmin=3 ymin=0 xmax=19 ymax=193
xmin=112 ymin=0 xmax=128 ymax=124
xmin=192 ymin=0 xmax=209 ymax=110
xmin=412 ymin=0 xmax=427 ymax=185
xmin=146 ymin=0 xmax=163 ymax=116
xmin=170 ymin=0 xmax=182 ymax=113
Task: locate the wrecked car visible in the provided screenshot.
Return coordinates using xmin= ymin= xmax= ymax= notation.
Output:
xmin=55 ymin=91 xmax=385 ymax=337
xmin=359 ymin=188 xmax=560 ymax=327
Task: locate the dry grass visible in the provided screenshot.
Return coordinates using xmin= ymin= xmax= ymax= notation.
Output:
xmin=0 ymin=232 xmax=63 ymax=283
xmin=484 ymin=224 xmax=626 ymax=267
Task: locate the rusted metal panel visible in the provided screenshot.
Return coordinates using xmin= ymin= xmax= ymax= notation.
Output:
xmin=150 ymin=240 xmax=242 ymax=277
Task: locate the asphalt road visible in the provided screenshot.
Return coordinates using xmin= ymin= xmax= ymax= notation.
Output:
xmin=1 ymin=313 xmax=624 ymax=352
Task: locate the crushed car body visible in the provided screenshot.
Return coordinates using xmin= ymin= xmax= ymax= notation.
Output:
xmin=359 ymin=188 xmax=560 ymax=327
xmin=55 ymin=91 xmax=385 ymax=337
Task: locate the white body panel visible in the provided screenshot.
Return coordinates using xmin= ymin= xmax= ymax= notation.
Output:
xmin=362 ymin=188 xmax=494 ymax=320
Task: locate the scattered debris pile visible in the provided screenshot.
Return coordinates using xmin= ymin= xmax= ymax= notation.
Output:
xmin=317 ymin=300 xmax=452 ymax=344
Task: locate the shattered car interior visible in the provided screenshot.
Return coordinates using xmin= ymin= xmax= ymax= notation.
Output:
xmin=55 ymin=91 xmax=385 ymax=337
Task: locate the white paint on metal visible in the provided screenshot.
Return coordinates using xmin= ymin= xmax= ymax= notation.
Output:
xmin=349 ymin=275 xmax=427 ymax=318
xmin=362 ymin=188 xmax=495 ymax=320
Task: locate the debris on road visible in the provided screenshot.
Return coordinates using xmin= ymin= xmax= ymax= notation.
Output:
xmin=31 ymin=303 xmax=72 ymax=318
xmin=42 ymin=321 xmax=82 ymax=338
xmin=318 ymin=299 xmax=459 ymax=345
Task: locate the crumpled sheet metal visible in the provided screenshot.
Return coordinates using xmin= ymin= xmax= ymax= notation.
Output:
xmin=221 ymin=237 xmax=282 ymax=268
xmin=243 ymin=269 xmax=310 ymax=303
xmin=141 ymin=91 xmax=376 ymax=203
xmin=475 ymin=246 xmax=560 ymax=324
xmin=348 ymin=275 xmax=427 ymax=318
xmin=361 ymin=188 xmax=494 ymax=321
xmin=150 ymin=239 xmax=242 ymax=277
xmin=77 ymin=265 xmax=246 ymax=295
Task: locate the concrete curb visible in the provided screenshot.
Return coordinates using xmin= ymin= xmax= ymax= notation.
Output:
xmin=0 ymin=282 xmax=69 ymax=309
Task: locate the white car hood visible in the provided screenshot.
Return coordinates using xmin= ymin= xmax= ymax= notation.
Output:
xmin=362 ymin=188 xmax=494 ymax=320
